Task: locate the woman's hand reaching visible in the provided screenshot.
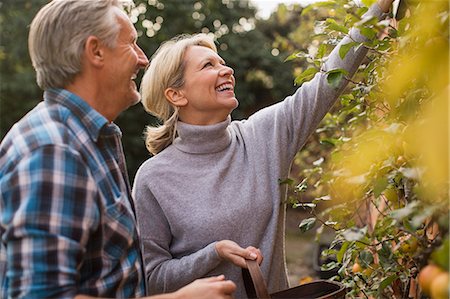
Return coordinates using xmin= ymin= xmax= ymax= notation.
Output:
xmin=215 ymin=240 xmax=263 ymax=268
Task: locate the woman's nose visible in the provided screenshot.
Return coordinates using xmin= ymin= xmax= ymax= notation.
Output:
xmin=219 ymin=65 xmax=234 ymax=76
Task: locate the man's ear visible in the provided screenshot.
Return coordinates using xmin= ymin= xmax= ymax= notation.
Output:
xmin=165 ymin=88 xmax=188 ymax=107
xmin=84 ymin=36 xmax=104 ymax=67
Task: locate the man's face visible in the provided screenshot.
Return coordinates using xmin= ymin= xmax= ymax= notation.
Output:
xmin=102 ymin=9 xmax=149 ymax=114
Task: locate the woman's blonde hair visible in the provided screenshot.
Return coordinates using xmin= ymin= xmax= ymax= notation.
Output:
xmin=141 ymin=33 xmax=217 ymax=155
xmin=29 ymin=0 xmax=124 ymax=90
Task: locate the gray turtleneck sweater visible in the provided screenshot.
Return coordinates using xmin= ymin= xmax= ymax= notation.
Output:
xmin=133 ymin=4 xmax=383 ymax=298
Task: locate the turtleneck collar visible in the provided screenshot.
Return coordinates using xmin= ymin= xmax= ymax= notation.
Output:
xmin=173 ymin=116 xmax=232 ymax=154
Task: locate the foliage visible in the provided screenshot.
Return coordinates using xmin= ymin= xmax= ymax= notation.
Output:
xmin=0 ymin=0 xmax=45 ymax=138
xmin=287 ymin=0 xmax=449 ymax=297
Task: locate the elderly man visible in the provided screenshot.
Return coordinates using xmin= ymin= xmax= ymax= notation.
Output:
xmin=0 ymin=1 xmax=235 ymax=298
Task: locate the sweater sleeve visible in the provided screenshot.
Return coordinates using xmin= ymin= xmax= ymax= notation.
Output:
xmin=242 ymin=4 xmax=384 ymax=165
xmin=132 ymin=169 xmax=222 ymax=295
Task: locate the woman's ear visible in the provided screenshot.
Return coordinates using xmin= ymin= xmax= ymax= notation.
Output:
xmin=165 ymin=88 xmax=188 ymax=107
xmin=84 ymin=36 xmax=104 ymax=68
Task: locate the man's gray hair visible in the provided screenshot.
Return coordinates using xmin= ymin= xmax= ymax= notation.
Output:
xmin=29 ymin=0 xmax=128 ymax=90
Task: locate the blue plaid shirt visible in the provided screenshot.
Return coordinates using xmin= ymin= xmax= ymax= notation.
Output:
xmin=0 ymin=89 xmax=145 ymax=298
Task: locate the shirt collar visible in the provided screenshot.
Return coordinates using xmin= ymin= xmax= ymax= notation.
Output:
xmin=44 ymin=88 xmax=119 ymax=142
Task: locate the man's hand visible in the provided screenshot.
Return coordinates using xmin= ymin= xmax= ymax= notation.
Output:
xmin=173 ymin=275 xmax=236 ymax=299
xmin=215 ymin=240 xmax=263 ymax=268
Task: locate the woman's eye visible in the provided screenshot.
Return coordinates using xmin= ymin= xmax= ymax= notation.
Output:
xmin=203 ymin=62 xmax=213 ymax=68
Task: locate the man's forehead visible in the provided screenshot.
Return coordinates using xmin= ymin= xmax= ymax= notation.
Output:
xmin=115 ymin=9 xmax=137 ymax=38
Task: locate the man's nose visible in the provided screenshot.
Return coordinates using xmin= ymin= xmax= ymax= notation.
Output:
xmin=137 ymin=46 xmax=149 ymax=68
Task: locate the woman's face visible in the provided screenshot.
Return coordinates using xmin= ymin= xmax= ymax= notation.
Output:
xmin=176 ymin=45 xmax=237 ymax=125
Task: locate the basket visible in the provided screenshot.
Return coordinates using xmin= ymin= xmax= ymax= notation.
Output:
xmin=243 ymin=259 xmax=346 ymax=299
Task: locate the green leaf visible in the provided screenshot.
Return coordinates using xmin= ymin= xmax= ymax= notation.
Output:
xmin=278 ymin=178 xmax=294 ymax=186
xmin=378 ymin=274 xmax=398 ymax=294
xmin=322 ymin=261 xmax=339 ymax=271
xmin=403 ymin=218 xmax=414 ymax=231
xmin=294 ymin=67 xmax=318 ymax=86
xmin=339 ymin=42 xmax=359 ymax=59
xmin=359 ymin=27 xmax=377 ymax=40
xmin=317 ymin=43 xmax=328 ymax=59
xmin=320 ymin=137 xmax=341 ymax=146
xmin=295 ymin=178 xmax=308 ymax=192
xmin=375 ymin=39 xmax=392 ymax=51
xmin=336 ymin=241 xmax=349 ymax=263
xmin=431 ymin=237 xmax=450 ymax=271
xmin=340 ymin=94 xmax=355 ymax=106
xmin=356 ymin=7 xmax=369 ymax=17
xmin=284 ymin=51 xmax=307 ymax=62
xmin=299 ymin=217 xmax=316 ymax=232
xmin=379 ymin=241 xmax=394 ymax=269
xmin=373 ymin=177 xmax=389 ymax=197
xmin=359 ymin=250 xmax=374 ymax=266
xmin=326 ymin=69 xmax=349 ymax=89
xmin=325 ymin=18 xmax=349 ymax=34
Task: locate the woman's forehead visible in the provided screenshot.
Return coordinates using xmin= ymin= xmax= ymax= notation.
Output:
xmin=185 ymin=45 xmax=222 ymax=62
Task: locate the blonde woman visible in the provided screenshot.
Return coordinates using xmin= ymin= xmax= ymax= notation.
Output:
xmin=133 ymin=0 xmax=394 ymax=297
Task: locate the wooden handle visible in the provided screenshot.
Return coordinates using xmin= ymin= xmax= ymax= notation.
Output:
xmin=245 ymin=259 xmax=271 ymax=299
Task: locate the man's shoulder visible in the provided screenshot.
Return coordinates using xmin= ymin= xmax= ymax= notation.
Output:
xmin=1 ymin=101 xmax=88 ymax=160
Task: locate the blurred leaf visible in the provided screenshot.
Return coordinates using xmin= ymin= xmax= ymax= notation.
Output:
xmin=315 ymin=195 xmax=331 ymax=201
xmin=342 ymin=227 xmax=367 ymax=241
xmin=295 ymin=178 xmax=308 ymax=192
xmin=312 ymin=157 xmax=324 ymax=166
xmin=325 ymin=18 xmax=349 ymax=34
xmin=431 ymin=237 xmax=449 ymax=271
xmin=411 ymin=207 xmax=435 ymax=229
xmin=390 ymin=201 xmax=420 ymax=220
xmin=361 ymin=0 xmax=377 ymax=7
xmin=359 ymin=250 xmax=374 ymax=266
xmin=320 ymin=137 xmax=341 ymax=146
xmin=373 ymin=177 xmax=389 ymax=197
xmin=278 ymin=178 xmax=294 ymax=186
xmin=299 ymin=217 xmax=317 ymax=232
xmin=317 ymin=43 xmax=328 ymax=59
xmin=294 ymin=203 xmax=317 ymax=209
xmin=301 ymin=1 xmax=336 ymax=16
xmin=378 ymin=274 xmax=398 ymax=294
xmin=379 ymin=242 xmax=394 ymax=269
